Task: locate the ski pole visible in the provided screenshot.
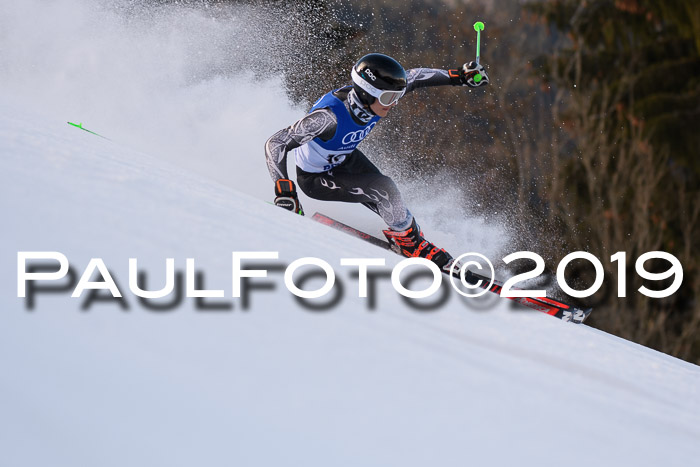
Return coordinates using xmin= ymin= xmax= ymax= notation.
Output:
xmin=67 ymin=121 xmax=108 ymax=139
xmin=473 ymin=21 xmax=485 ymax=84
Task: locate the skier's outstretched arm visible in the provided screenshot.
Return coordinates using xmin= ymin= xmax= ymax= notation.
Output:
xmin=264 ymin=108 xmax=337 ymax=215
xmin=406 ymin=62 xmax=489 ymax=93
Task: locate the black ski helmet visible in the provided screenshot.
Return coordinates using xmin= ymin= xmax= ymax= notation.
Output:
xmin=351 ymin=53 xmax=407 ymax=106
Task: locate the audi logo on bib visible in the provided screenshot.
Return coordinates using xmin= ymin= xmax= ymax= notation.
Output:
xmin=341 ymin=122 xmax=376 ymax=145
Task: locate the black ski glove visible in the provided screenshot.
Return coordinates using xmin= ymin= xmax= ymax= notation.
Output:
xmin=274 ymin=179 xmax=304 ymax=215
xmin=449 ymin=61 xmax=490 ymax=87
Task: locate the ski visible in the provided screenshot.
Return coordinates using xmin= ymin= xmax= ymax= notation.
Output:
xmin=311 ymin=212 xmax=592 ymax=324
xmin=460 ymin=269 xmax=592 ymax=323
xmin=312 ymin=212 xmax=394 ymax=250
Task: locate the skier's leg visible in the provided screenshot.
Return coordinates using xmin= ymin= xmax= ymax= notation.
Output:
xmin=296 ymin=149 xmax=413 ymax=230
xmin=341 ymin=153 xmax=454 ymax=269
xmin=297 ymin=149 xmax=454 ymax=269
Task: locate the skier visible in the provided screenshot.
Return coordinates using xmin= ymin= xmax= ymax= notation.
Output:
xmin=265 ymin=53 xmax=489 ymax=271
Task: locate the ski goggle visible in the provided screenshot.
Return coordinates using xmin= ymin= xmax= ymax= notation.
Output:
xmin=376 ymin=89 xmax=405 ymax=106
xmin=352 ymin=68 xmax=406 ymax=106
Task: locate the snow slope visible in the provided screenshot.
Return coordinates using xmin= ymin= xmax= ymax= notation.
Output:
xmin=3 ymin=89 xmax=700 ymax=467
xmin=2 ymin=1 xmax=700 ymax=466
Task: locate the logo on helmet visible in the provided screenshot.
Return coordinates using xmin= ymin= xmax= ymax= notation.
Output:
xmin=364 ymin=69 xmax=377 ymax=81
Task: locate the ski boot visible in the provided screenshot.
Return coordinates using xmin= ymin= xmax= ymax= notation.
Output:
xmin=383 ymin=218 xmax=454 ymax=272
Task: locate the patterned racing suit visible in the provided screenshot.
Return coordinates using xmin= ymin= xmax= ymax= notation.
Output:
xmin=264 ymin=68 xmax=458 ymax=230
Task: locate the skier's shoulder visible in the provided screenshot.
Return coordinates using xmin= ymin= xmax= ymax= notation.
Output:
xmin=293 ymin=106 xmax=337 ymax=142
xmin=306 ymin=87 xmax=353 ymax=125
xmin=311 ymin=86 xmax=352 ymax=110
xmin=331 ymin=85 xmax=353 ymax=101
